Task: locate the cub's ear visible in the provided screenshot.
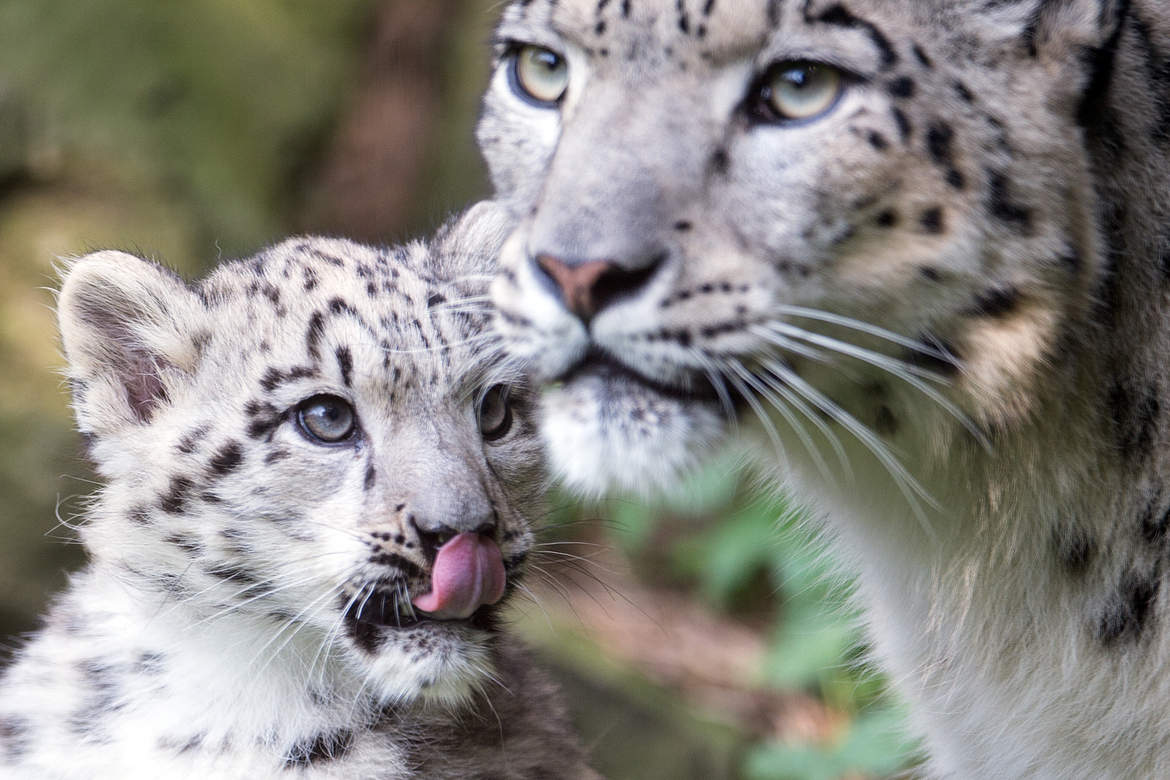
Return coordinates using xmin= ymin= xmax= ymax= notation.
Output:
xmin=57 ymin=251 xmax=207 ymax=433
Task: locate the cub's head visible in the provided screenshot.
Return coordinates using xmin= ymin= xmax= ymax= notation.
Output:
xmin=57 ymin=203 xmax=541 ymax=705
xmin=481 ymin=0 xmax=1126 ymax=496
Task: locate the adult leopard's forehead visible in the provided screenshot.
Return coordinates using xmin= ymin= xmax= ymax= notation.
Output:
xmin=196 ymin=237 xmax=491 ymax=386
xmin=501 ymin=0 xmax=993 ymax=65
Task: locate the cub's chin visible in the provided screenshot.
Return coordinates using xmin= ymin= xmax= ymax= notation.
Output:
xmin=540 ymin=358 xmax=727 ymax=498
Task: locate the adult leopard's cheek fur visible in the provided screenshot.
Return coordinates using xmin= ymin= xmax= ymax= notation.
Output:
xmin=491 ymin=230 xmax=589 ymax=379
xmin=539 ymin=370 xmax=726 ymax=498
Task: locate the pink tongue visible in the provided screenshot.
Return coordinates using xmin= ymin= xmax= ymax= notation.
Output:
xmin=411 ymin=533 xmax=507 ymax=620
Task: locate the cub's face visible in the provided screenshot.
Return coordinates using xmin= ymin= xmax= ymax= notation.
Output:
xmin=481 ymin=0 xmax=1115 ymax=496
xmin=58 ymin=207 xmax=540 ymax=705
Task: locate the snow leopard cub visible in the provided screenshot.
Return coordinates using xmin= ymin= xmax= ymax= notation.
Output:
xmin=0 ymin=203 xmax=599 ymax=780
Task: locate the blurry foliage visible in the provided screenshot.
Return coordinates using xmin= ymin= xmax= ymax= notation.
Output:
xmin=746 ymin=707 xmax=917 ymax=780
xmin=553 ymin=459 xmax=922 ymax=780
xmin=0 ymin=0 xmax=375 ymax=259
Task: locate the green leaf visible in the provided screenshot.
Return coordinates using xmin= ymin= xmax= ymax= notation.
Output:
xmin=764 ymin=600 xmax=857 ymax=689
xmin=744 ymin=708 xmax=918 ymax=780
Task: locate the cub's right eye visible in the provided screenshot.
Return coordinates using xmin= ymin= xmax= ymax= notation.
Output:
xmin=297 ymin=395 xmax=358 ymax=444
xmin=477 ymin=384 xmax=515 ymax=443
xmin=509 ymin=45 xmax=568 ymax=106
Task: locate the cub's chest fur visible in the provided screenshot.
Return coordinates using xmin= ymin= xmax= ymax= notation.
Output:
xmin=0 ymin=203 xmax=598 ymax=780
xmin=481 ymin=0 xmax=1170 ymax=778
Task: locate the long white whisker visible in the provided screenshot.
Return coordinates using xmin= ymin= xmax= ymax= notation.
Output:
xmin=775 ymin=304 xmax=955 ymax=361
xmin=685 ymin=348 xmax=740 ymax=433
xmin=747 ymin=357 xmax=854 ymax=478
xmin=727 ymin=358 xmax=835 ymax=483
xmin=761 ymin=323 xmax=990 ymax=450
xmin=764 ymin=359 xmax=940 ymax=543
xmin=767 ymin=321 xmax=946 ymax=383
xmin=251 ymin=583 xmax=343 ymax=663
xmin=382 ymin=331 xmax=498 ymax=356
xmin=192 ymin=573 xmax=328 ymax=627
xmin=757 ymin=326 xmax=834 ymax=365
xmin=722 ymin=365 xmax=789 ymax=467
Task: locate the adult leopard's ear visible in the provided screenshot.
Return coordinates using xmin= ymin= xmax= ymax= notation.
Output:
xmin=58 ymin=251 xmax=207 ymax=433
xmin=1015 ymin=0 xmax=1130 ymax=122
xmin=1021 ymin=0 xmax=1129 ymax=67
xmin=430 ymin=200 xmax=514 ymax=280
xmin=1021 ymin=0 xmax=1129 ymax=51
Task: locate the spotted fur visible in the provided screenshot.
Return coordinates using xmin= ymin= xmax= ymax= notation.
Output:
xmin=0 ymin=203 xmax=598 ymax=780
xmin=483 ymin=0 xmax=1170 ymax=777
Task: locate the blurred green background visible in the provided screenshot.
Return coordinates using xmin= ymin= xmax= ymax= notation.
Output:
xmin=0 ymin=2 xmax=917 ymax=778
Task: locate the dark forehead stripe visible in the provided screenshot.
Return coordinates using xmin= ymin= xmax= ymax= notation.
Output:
xmin=986 ymin=171 xmax=1033 ymax=234
xmin=306 ymin=311 xmax=326 ymax=360
xmin=806 ymin=3 xmax=897 ymax=68
xmin=208 ymin=441 xmax=244 ymax=476
xmin=766 ymin=0 xmax=782 ymax=26
xmin=336 ymin=346 xmax=354 ymax=388
xmin=260 ymin=365 xmax=317 ymax=393
xmin=161 ymin=475 xmax=196 ymax=514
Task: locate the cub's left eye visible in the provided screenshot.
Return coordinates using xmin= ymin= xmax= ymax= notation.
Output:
xmin=751 ymin=61 xmax=843 ymax=123
xmin=478 ymin=385 xmax=515 ymax=443
xmin=509 ymin=44 xmax=569 ymax=106
xmin=297 ymin=395 xmax=358 ymax=444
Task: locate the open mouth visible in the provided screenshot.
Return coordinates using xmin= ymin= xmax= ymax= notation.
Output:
xmin=343 ymin=532 xmax=511 ymax=652
xmin=343 ymin=586 xmax=498 ymax=635
xmin=341 ymin=584 xmax=503 ymax=655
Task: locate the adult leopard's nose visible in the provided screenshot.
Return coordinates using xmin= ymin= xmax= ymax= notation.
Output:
xmin=534 ymin=253 xmax=665 ymax=324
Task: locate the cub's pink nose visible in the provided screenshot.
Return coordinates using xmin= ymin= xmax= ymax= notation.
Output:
xmin=411 ymin=532 xmax=506 ymax=620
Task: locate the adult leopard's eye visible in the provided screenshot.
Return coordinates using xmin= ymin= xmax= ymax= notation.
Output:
xmin=478 ymin=385 xmax=514 ymax=442
xmin=510 ymin=45 xmax=568 ymax=106
xmin=297 ymin=395 xmax=358 ymax=444
xmin=753 ymin=61 xmax=843 ymax=122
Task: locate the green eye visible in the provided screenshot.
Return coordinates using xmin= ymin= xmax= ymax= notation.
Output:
xmin=297 ymin=395 xmax=357 ymax=444
xmin=511 ymin=45 xmax=568 ymax=106
xmin=755 ymin=61 xmax=843 ymax=122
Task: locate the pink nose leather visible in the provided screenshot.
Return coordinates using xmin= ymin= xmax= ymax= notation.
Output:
xmin=411 ymin=533 xmax=506 ymax=620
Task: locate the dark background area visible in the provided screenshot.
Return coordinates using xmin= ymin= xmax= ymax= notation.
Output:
xmin=0 ymin=3 xmax=916 ymax=777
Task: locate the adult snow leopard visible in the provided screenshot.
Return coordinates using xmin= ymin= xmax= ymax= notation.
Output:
xmin=0 ymin=203 xmax=599 ymax=780
xmin=482 ymin=0 xmax=1170 ymax=777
